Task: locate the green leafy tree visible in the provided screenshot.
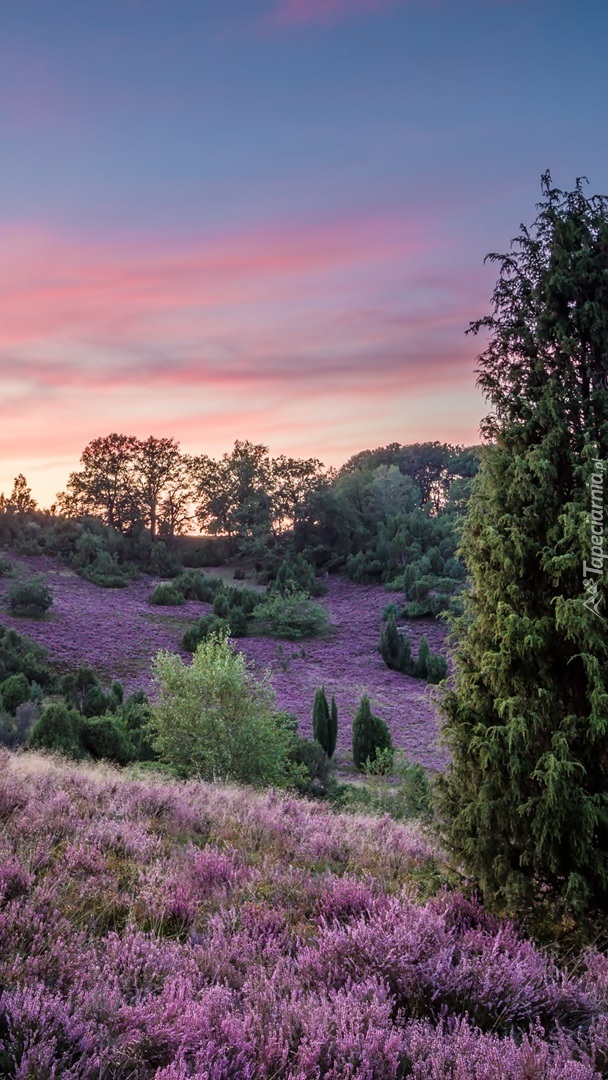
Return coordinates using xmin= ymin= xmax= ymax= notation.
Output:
xmin=6 ymin=475 xmax=37 ymax=515
xmin=134 ymin=435 xmax=184 ymax=542
xmin=312 ymin=685 xmax=330 ymax=753
xmin=58 ymin=433 xmax=141 ymax=533
xmin=352 ymin=693 xmax=392 ymax=771
xmin=437 ymin=174 xmax=608 ymax=917
xmin=147 ymin=632 xmax=293 ymax=786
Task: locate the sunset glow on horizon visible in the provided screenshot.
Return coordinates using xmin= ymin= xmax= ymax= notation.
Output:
xmin=1 ymin=0 xmax=606 ymax=506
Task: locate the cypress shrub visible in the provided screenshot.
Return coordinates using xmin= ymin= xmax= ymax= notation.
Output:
xmin=352 ymin=694 xmax=392 ymax=770
xmin=379 ymin=614 xmax=413 ymax=674
xmin=415 ymin=635 xmax=431 ymax=679
xmin=312 ymin=686 xmax=330 ymax=754
xmin=328 ymin=695 xmax=338 ymax=759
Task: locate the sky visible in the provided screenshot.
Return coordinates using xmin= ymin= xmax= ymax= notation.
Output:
xmin=1 ymin=0 xmax=607 ymax=506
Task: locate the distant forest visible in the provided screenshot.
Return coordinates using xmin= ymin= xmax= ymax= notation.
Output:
xmin=0 ymin=438 xmax=480 ymax=611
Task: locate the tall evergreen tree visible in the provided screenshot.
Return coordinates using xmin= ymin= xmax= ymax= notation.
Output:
xmin=437 ymin=174 xmax=608 ymax=917
xmin=312 ymin=686 xmax=330 ymax=754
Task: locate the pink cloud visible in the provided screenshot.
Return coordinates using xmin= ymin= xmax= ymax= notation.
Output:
xmin=267 ymin=0 xmax=526 ymax=28
xmin=0 ymin=213 xmax=486 ymax=505
xmin=271 ymin=0 xmax=395 ymax=26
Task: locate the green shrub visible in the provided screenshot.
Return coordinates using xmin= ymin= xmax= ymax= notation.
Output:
xmin=352 ymin=694 xmax=392 ymax=771
xmin=81 ymin=566 xmax=130 ymax=588
xmin=182 ymin=615 xmax=229 ymax=652
xmin=7 ymin=578 xmax=52 ymax=617
xmin=77 ymin=552 xmax=132 ymax=587
xmin=330 ymin=753 xmax=434 ymax=823
xmin=345 ymin=551 xmax=385 ymax=583
xmin=362 ymin=745 xmax=395 ymax=776
xmin=394 ymin=755 xmax=434 ymax=819
xmin=81 ymin=683 xmax=110 ymax=718
xmin=226 ymin=606 xmax=249 ymax=637
xmin=29 ymin=702 xmax=84 ymax=758
xmin=0 ymin=673 xmax=30 ymax=714
xmin=179 ymin=536 xmax=231 ymax=567
xmin=270 ymin=556 xmax=327 ymax=598
xmin=288 ymin=736 xmax=333 ymax=796
xmin=174 ymin=570 xmax=221 ymax=602
xmin=0 ymin=625 xmax=54 ymax=687
xmin=251 ymin=586 xmax=329 ymax=640
xmin=81 ymin=715 xmax=132 ymax=764
xmin=149 ymin=583 xmax=185 ymax=606
xmin=148 ymin=632 xmax=293 ymax=786
xmin=212 ymin=592 xmax=229 ymax=618
xmin=148 ymin=542 xmax=181 ymax=579
xmin=402 ymin=594 xmax=450 ymax=618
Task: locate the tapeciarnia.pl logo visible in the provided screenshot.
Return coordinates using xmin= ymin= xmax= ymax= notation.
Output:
xmin=583 ymin=459 xmax=606 ymax=617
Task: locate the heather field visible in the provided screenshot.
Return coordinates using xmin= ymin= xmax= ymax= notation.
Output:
xmin=0 ymin=555 xmax=446 ymax=770
xmin=0 ymin=751 xmax=607 ymax=1078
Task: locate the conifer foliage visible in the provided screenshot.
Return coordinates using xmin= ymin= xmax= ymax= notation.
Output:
xmin=437 ymin=174 xmax=608 ymax=917
xmin=328 ymin=694 xmax=338 ymax=759
xmin=352 ymin=693 xmax=392 ymax=770
xmin=312 ymin=685 xmax=330 ymax=754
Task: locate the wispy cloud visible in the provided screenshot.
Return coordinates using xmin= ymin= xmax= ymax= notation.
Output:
xmin=0 ymin=213 xmax=484 ymax=502
xmin=267 ymin=0 xmax=527 ymax=28
xmin=270 ymin=0 xmax=396 ymax=27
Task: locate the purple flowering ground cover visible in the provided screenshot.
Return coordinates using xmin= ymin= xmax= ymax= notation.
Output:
xmin=0 ymin=751 xmax=607 ymax=1078
xmin=0 ymin=555 xmax=446 ymax=768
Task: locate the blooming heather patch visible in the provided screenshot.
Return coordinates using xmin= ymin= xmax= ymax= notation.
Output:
xmin=0 ymin=555 xmax=446 ymax=767
xmin=236 ymin=577 xmax=448 ymax=769
xmin=0 ymin=752 xmax=606 ymax=1078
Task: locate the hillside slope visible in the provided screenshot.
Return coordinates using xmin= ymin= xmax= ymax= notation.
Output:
xmin=0 ymin=555 xmax=446 ymax=768
xmin=0 ymin=752 xmax=607 ymax=1077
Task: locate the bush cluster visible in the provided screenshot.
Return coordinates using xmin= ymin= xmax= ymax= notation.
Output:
xmin=28 ymin=685 xmax=153 ymax=766
xmin=7 ymin=578 xmax=53 ymax=617
xmin=379 ymin=614 xmax=447 ymax=683
xmin=149 ymin=583 xmax=185 ymax=606
xmin=251 ymin=585 xmax=329 ymax=640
